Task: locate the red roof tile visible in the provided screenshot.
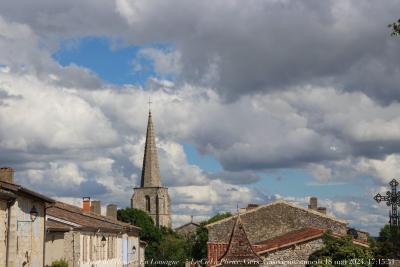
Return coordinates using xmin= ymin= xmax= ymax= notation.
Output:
xmin=47 ymin=201 xmax=139 ymax=233
xmin=46 ymin=220 xmax=71 ymax=232
xmin=254 ymin=228 xmax=325 ymax=253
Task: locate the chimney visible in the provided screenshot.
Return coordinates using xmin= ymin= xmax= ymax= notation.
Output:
xmin=308 ymin=197 xmax=318 ymax=210
xmin=82 ymin=197 xmax=91 ymax=212
xmin=317 ymin=207 xmax=327 ymax=214
xmin=308 ymin=197 xmax=327 ymax=214
xmin=106 ymin=204 xmax=117 ymax=220
xmin=91 ymin=200 xmax=101 ymax=215
xmin=0 ymin=167 xmax=15 ymax=183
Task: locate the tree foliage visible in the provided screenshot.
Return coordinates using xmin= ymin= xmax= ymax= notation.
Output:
xmin=370 ymin=225 xmax=400 ymax=259
xmin=118 ymin=208 xmax=232 ymax=263
xmin=117 ymin=208 xmax=163 ymax=260
xmin=388 ymin=19 xmax=400 ymax=36
xmin=118 ymin=208 xmax=204 ymax=263
xmin=308 ymin=231 xmax=373 ymax=267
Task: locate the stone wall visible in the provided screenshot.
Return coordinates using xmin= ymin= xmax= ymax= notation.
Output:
xmin=64 ymin=231 xmax=81 ymax=267
xmin=131 ymin=187 xmax=171 ymax=228
xmin=0 ymin=200 xmax=7 ymax=267
xmin=6 ymin=196 xmax=46 ymax=267
xmin=356 ymin=230 xmax=369 ymax=242
xmin=207 ymin=202 xmax=347 ymax=244
xmin=45 ymin=232 xmax=65 ymax=266
xmin=261 ymin=238 xmax=324 ymax=267
xmin=53 ymin=230 xmax=143 ymax=267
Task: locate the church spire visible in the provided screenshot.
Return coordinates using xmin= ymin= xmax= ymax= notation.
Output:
xmin=140 ymin=110 xmax=161 ymax=187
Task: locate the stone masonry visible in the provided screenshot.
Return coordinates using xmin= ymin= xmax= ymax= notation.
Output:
xmin=261 ymin=238 xmax=324 ymax=267
xmin=132 ymin=186 xmax=171 ymax=227
xmin=64 ymin=231 xmax=81 ymax=267
xmin=131 ymin=111 xmax=172 ymax=228
xmin=207 ymin=200 xmax=347 ymax=244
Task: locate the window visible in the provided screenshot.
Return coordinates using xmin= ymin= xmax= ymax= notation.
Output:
xmin=145 ymin=195 xmax=150 ymax=212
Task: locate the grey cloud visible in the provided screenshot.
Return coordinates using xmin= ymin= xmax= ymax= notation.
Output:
xmin=0 ymin=88 xmax=22 ymax=105
xmin=79 ymin=179 xmax=109 ymax=196
xmin=1 ymin=2 xmax=400 ymax=233
xmin=211 ymin=171 xmax=261 ymax=185
xmin=1 ymin=1 xmax=400 ymax=102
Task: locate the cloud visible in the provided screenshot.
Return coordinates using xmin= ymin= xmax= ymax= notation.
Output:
xmin=1 ymin=3 xmax=400 ymax=234
xmin=136 ymin=48 xmax=181 ymax=77
xmin=0 ymin=16 xmax=103 ymax=89
xmin=0 ymin=72 xmax=118 ymax=151
xmin=1 ymin=1 xmax=400 ymax=102
xmin=210 ymin=170 xmax=261 ymax=185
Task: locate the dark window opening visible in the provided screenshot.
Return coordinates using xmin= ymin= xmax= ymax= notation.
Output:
xmin=145 ymin=195 xmax=151 ymax=212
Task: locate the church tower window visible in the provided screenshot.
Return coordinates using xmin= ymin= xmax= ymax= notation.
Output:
xmin=145 ymin=195 xmax=150 ymax=212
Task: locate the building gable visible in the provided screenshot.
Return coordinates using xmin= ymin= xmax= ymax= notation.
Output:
xmin=206 ymin=200 xmax=347 ymax=244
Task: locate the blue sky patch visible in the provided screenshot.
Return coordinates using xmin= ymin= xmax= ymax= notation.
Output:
xmin=183 ymin=143 xmax=222 ymax=173
xmin=53 ymin=37 xmax=163 ymax=86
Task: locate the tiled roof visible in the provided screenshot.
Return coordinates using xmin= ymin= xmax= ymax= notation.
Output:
xmin=46 ymin=220 xmax=71 ymax=232
xmin=254 ymin=228 xmax=325 ymax=253
xmin=0 ymin=180 xmax=54 ymax=203
xmin=254 ymin=227 xmax=369 ymax=254
xmin=175 ymin=221 xmax=200 ymax=230
xmin=205 ymin=199 xmax=346 ymax=228
xmin=218 ymin=215 xmax=261 ymax=263
xmin=46 ymin=201 xmax=140 ymax=233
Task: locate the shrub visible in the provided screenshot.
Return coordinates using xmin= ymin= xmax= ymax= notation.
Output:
xmin=52 ymin=259 xmax=68 ymax=267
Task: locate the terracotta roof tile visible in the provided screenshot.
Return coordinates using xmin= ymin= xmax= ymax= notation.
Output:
xmin=0 ymin=180 xmax=54 ymax=203
xmin=47 ymin=201 xmax=139 ymax=233
xmin=46 ymin=220 xmax=71 ymax=232
xmin=254 ymin=228 xmax=325 ymax=253
xmin=254 ymin=228 xmax=369 ymax=253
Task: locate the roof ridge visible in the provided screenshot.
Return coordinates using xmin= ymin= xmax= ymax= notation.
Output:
xmin=52 ymin=201 xmax=136 ymax=229
xmin=175 ymin=221 xmax=200 ymax=230
xmin=205 ymin=199 xmax=346 ymax=228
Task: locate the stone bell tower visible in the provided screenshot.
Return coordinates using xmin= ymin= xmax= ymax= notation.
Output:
xmin=131 ymin=111 xmax=172 ymax=228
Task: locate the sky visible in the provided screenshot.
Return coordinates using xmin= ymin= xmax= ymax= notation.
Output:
xmin=0 ymin=0 xmax=400 ymax=235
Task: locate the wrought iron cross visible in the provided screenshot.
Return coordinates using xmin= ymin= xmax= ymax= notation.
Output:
xmin=374 ymin=179 xmax=400 ymax=228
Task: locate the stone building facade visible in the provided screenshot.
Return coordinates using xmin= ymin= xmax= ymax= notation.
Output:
xmin=45 ymin=199 xmax=145 ymax=267
xmin=131 ymin=111 xmax=171 ymax=228
xmin=0 ymin=167 xmax=54 ymax=267
xmin=206 ymin=199 xmax=369 ymax=267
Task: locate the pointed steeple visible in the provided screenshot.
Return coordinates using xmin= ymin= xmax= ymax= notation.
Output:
xmin=140 ymin=111 xmax=161 ymax=187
